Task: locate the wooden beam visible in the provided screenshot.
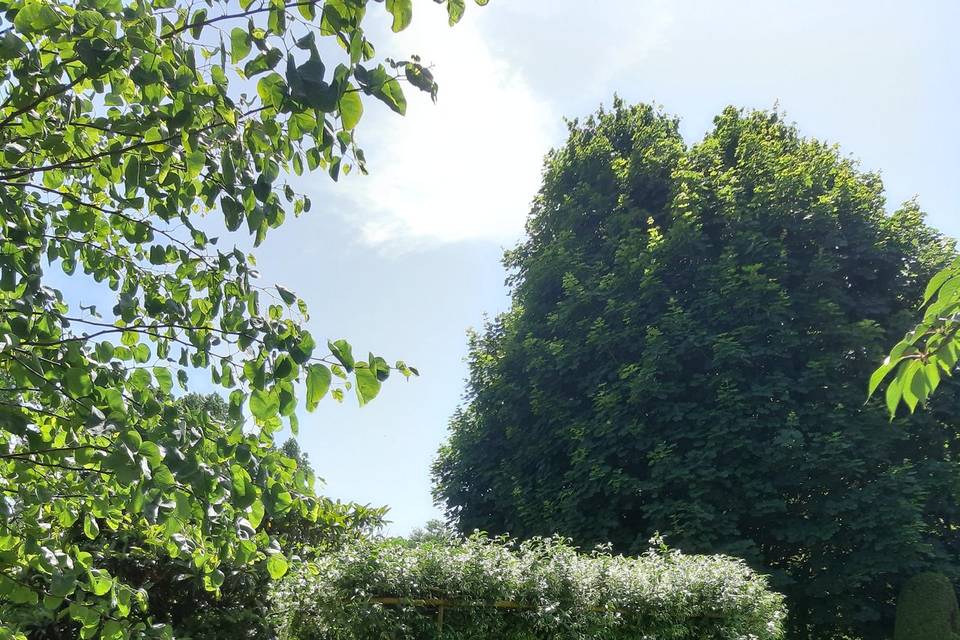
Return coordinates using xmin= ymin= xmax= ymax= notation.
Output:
xmin=367 ymin=596 xmax=723 ymax=618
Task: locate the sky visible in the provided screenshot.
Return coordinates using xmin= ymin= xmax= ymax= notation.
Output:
xmin=267 ymin=0 xmax=960 ymax=535
xmin=60 ymin=0 xmax=960 ymax=535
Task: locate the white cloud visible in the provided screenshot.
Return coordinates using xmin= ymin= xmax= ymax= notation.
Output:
xmin=332 ymin=10 xmax=555 ymax=249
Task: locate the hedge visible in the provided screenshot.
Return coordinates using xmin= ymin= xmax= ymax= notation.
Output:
xmin=270 ymin=534 xmax=786 ymax=639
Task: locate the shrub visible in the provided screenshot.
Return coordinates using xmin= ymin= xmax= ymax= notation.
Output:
xmin=270 ymin=534 xmax=786 ymax=640
xmin=894 ymin=572 xmax=960 ymax=640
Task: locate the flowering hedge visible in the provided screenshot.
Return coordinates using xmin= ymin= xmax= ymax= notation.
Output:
xmin=270 ymin=535 xmax=786 ymax=639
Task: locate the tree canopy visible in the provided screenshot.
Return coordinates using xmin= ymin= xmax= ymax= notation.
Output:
xmin=0 ymin=0 xmax=486 ymax=637
xmin=433 ymin=101 xmax=960 ymax=640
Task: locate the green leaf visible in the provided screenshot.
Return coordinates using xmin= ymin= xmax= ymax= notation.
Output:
xmin=132 ymin=343 xmax=151 ymax=363
xmin=868 ymin=361 xmax=895 ymax=398
xmin=101 ymin=620 xmax=125 ymax=640
xmin=64 ymin=368 xmax=93 ymax=396
xmin=230 ymin=27 xmax=252 ymax=64
xmin=447 ymin=0 xmax=466 ymax=25
xmin=7 ymin=583 xmax=39 ymax=605
xmin=883 ymin=373 xmax=901 ymax=418
xmin=899 ymin=362 xmax=923 ymax=414
xmin=205 ymin=568 xmax=226 ymax=590
xmin=376 ymin=77 xmax=407 ymax=115
xmin=276 ymin=284 xmax=297 ymax=305
xmin=121 ymin=430 xmax=142 ymax=452
xmin=306 ymin=364 xmax=332 ymax=411
xmin=266 ymin=553 xmax=289 ymax=579
xmin=0 ymin=31 xmax=25 ymax=61
xmin=268 ymin=2 xmax=286 ymax=34
xmin=248 ymin=499 xmax=265 ymax=529
xmin=250 ymin=388 xmax=280 ymax=419
xmin=129 ymin=368 xmax=152 ymax=391
xmin=924 ymin=266 xmax=957 ymax=305
xmin=385 ymin=0 xmax=413 ymax=32
xmin=244 ymin=48 xmax=284 ymax=77
xmin=190 ymin=8 xmax=207 ymax=39
xmin=355 ymin=367 xmax=381 ymax=406
xmin=339 ymin=90 xmax=363 ymax=130
xmin=185 ymin=150 xmax=206 ymax=179
xmin=923 ymin=361 xmax=942 ymax=396
xmin=329 ymin=339 xmax=355 ymax=372
xmin=14 ymin=2 xmax=60 ymax=34
xmin=153 ymin=367 xmax=174 ymax=394
xmin=68 ymin=602 xmax=99 ymax=627
xmin=257 ymin=73 xmax=287 ymax=109
xmin=83 ymin=514 xmax=100 ymax=540
xmin=87 ymin=569 xmax=113 ymax=596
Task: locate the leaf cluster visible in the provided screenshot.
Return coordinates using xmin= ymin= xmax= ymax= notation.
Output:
xmin=871 ymin=256 xmax=960 ymax=416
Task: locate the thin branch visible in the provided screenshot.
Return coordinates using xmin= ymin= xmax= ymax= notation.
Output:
xmin=0 ymin=445 xmax=107 ymax=460
xmin=0 ymin=455 xmax=110 ymax=474
xmin=0 ymin=105 xmax=269 ymax=180
xmin=69 ymin=121 xmax=145 ymax=139
xmin=2 ymin=180 xmax=215 ymax=267
xmin=0 ymin=399 xmax=74 ymax=422
xmin=0 ymin=75 xmax=86 ymax=130
xmin=161 ymin=1 xmax=318 ymax=38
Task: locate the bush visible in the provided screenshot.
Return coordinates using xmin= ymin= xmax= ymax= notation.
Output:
xmin=270 ymin=534 xmax=786 ymax=640
xmin=894 ymin=572 xmax=960 ymax=640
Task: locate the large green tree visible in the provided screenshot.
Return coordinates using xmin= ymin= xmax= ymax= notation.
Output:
xmin=0 ymin=0 xmax=484 ymax=637
xmin=433 ymin=101 xmax=960 ymax=640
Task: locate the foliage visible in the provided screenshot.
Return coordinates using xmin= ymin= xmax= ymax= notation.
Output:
xmin=66 ymin=396 xmax=385 ymax=640
xmin=270 ymin=534 xmax=786 ymax=640
xmin=871 ymin=258 xmax=960 ymax=416
xmin=406 ymin=518 xmax=458 ymax=546
xmin=433 ymin=101 xmax=960 ymax=640
xmin=100 ymin=426 xmax=385 ymax=640
xmin=894 ymin=572 xmax=960 ymax=640
xmin=147 ymin=426 xmax=385 ymax=640
xmin=14 ymin=394 xmax=386 ymax=640
xmin=0 ymin=0 xmax=487 ymax=636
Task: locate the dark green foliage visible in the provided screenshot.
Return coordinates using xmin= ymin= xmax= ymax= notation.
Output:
xmin=894 ymin=573 xmax=960 ymax=640
xmin=271 ymin=535 xmax=786 ymax=640
xmin=433 ymin=100 xmax=960 ymax=640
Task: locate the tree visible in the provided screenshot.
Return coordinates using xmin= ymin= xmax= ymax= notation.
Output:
xmin=433 ymin=101 xmax=960 ymax=640
xmin=0 ymin=0 xmax=483 ymax=637
xmin=406 ymin=518 xmax=457 ymax=545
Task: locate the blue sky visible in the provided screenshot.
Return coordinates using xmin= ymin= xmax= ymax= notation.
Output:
xmin=265 ymin=0 xmax=960 ymax=534
xmin=61 ymin=0 xmax=960 ymax=534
